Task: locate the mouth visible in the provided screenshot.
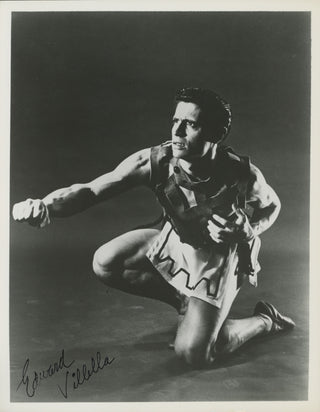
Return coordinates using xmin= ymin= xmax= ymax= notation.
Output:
xmin=172 ymin=141 xmax=187 ymax=150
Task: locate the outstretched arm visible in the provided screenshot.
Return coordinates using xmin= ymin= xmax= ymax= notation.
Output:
xmin=12 ymin=148 xmax=151 ymax=226
xmin=207 ymin=164 xmax=281 ymax=244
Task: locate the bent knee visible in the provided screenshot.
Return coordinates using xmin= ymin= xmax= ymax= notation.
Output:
xmin=92 ymin=255 xmax=107 ymax=279
xmin=174 ymin=341 xmax=213 ymax=368
xmin=174 ymin=325 xmax=238 ymax=366
xmin=92 ymin=246 xmax=120 ymax=280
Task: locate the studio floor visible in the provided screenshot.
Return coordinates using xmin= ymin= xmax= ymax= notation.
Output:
xmin=9 ymin=222 xmax=308 ymax=402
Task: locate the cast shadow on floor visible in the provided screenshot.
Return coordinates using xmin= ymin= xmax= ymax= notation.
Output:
xmin=131 ymin=325 xmax=294 ymax=373
xmin=98 ymin=326 xmax=297 ymax=401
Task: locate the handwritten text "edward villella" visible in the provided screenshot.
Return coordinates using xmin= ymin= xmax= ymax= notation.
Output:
xmin=17 ymin=349 xmax=115 ymax=399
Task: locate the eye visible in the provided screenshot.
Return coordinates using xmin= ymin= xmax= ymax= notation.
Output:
xmin=186 ymin=120 xmax=198 ymax=128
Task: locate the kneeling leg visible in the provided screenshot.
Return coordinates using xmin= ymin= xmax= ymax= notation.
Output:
xmin=174 ymin=272 xmax=271 ymax=367
xmin=174 ymin=296 xmax=234 ymax=367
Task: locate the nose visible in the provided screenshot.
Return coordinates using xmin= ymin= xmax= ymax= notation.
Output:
xmin=174 ymin=120 xmax=186 ymax=137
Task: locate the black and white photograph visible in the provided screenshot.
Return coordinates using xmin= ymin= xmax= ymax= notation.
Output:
xmin=0 ymin=1 xmax=318 ymax=410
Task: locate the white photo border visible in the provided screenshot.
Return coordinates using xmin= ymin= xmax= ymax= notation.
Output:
xmin=1 ymin=1 xmax=319 ymax=411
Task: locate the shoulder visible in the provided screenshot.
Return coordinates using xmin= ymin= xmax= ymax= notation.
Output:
xmin=217 ymin=147 xmax=280 ymax=207
xmin=150 ymin=141 xmax=172 ymax=187
xmin=129 ymin=147 xmax=151 ymax=167
xmin=247 ymin=163 xmax=267 ymax=194
xmin=246 ymin=163 xmax=280 ymax=206
xmin=116 ymin=142 xmax=172 ymax=187
xmin=116 ymin=148 xmax=150 ymax=171
xmin=150 ymin=141 xmax=172 ymax=162
xmin=113 ymin=147 xmax=151 ymax=185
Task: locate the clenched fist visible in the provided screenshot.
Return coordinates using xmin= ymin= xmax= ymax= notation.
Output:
xmin=207 ymin=207 xmax=255 ymax=244
xmin=12 ymin=198 xmax=50 ymax=228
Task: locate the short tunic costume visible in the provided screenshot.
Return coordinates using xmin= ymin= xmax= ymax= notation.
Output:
xmin=146 ymin=141 xmax=261 ymax=308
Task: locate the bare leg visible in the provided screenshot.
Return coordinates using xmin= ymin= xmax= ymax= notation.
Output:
xmin=214 ymin=315 xmax=271 ymax=355
xmin=174 ymin=268 xmax=272 ymax=367
xmin=92 ymin=229 xmax=183 ymax=311
xmin=93 ymin=229 xmax=293 ymax=366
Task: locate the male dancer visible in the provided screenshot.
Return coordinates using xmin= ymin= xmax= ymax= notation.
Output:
xmin=13 ymin=88 xmax=295 ymax=367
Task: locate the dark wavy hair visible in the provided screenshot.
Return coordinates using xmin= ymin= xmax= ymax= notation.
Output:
xmin=175 ymin=87 xmax=232 ymax=143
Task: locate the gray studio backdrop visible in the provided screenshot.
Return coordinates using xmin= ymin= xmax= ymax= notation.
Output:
xmin=10 ymin=12 xmax=310 ymax=401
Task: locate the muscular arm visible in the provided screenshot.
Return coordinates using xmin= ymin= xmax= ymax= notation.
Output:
xmin=246 ymin=164 xmax=281 ymax=237
xmin=208 ymin=163 xmax=281 ymax=244
xmin=13 ymin=148 xmax=151 ymax=223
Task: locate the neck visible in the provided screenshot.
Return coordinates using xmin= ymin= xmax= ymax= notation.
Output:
xmin=179 ymin=143 xmax=217 ymax=178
